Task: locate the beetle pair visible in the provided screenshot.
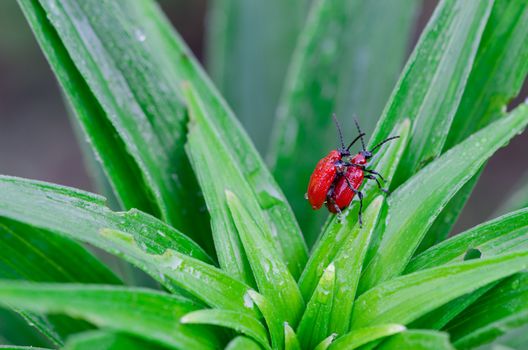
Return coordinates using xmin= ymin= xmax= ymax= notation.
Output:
xmin=306 ymin=115 xmax=399 ymax=225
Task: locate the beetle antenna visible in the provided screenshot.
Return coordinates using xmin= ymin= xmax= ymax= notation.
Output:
xmin=333 ymin=113 xmax=345 ymax=149
xmin=346 ymin=132 xmax=366 ymax=151
xmin=370 ymin=136 xmax=400 ymax=153
xmin=354 ymin=118 xmax=366 ymax=151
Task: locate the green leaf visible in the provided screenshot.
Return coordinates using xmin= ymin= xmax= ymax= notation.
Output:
xmin=225 ymin=336 xmax=263 ymax=350
xmin=268 ymin=0 xmax=418 ymax=243
xmin=182 ymin=309 xmax=270 ymax=350
xmin=17 ymin=0 xmax=208 ymax=242
xmin=0 ymin=176 xmax=258 ymax=316
xmin=368 ymin=0 xmax=492 ymax=188
xmin=0 ymin=176 xmax=210 ymax=263
xmin=63 ymin=330 xmax=166 ymax=350
xmin=0 ymin=218 xmax=120 ymax=285
xmin=184 ymin=83 xmax=307 ymax=281
xmin=421 ymin=0 xmax=528 ymax=249
xmin=299 ymin=119 xmax=410 ymax=300
xmin=297 ymin=263 xmax=336 ymax=350
xmin=0 ymin=282 xmax=221 ymax=350
xmin=0 ymin=308 xmax=55 ymax=348
xmin=284 ymin=323 xmax=301 ymax=350
xmin=410 ymin=283 xmax=497 ymax=330
xmin=330 ymin=196 xmax=383 ymax=334
xmin=0 ymin=218 xmax=120 ymax=345
xmin=130 ymin=0 xmax=308 ymax=280
xmin=329 ymin=324 xmax=406 ymax=350
xmin=351 ymin=251 xmax=528 ymax=328
xmin=359 ymin=104 xmax=528 ymax=292
xmin=101 ymin=232 xmax=259 ymax=317
xmin=205 ymin=0 xmax=308 ymax=152
xmin=226 ymin=190 xmax=304 ymax=326
xmin=248 ymin=290 xmax=283 ymax=350
xmin=406 ymin=208 xmax=528 ymax=273
xmin=377 ymin=330 xmax=455 ymax=350
xmin=447 ymin=273 xmax=528 ymax=350
xmin=313 ymin=334 xmax=337 ymax=350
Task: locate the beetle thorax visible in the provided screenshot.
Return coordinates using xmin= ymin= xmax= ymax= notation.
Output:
xmin=350 ymin=153 xmax=367 ymax=165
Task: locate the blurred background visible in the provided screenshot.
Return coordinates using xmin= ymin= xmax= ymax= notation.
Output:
xmin=0 ymin=0 xmax=526 ymax=233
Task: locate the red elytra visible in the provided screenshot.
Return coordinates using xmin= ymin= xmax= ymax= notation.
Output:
xmin=325 ymin=153 xmax=366 ymax=213
xmin=306 ymin=115 xmax=399 ymax=225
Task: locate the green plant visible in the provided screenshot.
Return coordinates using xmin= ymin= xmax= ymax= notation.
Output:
xmin=1 ymin=0 xmax=527 ymax=349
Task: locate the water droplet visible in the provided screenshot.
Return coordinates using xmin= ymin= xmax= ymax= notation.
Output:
xmin=243 ymin=292 xmax=254 ymax=308
xmin=134 ymin=28 xmax=146 ymax=42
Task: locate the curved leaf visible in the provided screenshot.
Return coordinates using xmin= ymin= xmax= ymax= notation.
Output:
xmin=225 ymin=336 xmax=262 ymax=350
xmin=0 ymin=177 xmax=258 ymax=316
xmin=297 ymin=263 xmax=336 ymax=349
xmin=226 ymin=190 xmax=304 ymax=325
xmin=248 ymin=290 xmax=283 ymax=350
xmin=0 ymin=282 xmax=221 ymax=350
xmin=422 ymin=0 xmax=528 ymax=250
xmin=447 ymin=273 xmax=528 ymax=350
xmin=351 ymin=251 xmax=528 ymax=328
xmin=406 ymin=208 xmax=528 ymax=273
xmin=359 ymin=104 xmax=528 ymax=292
xmin=330 ymin=196 xmax=383 ymax=334
xmin=17 ymin=0 xmax=208 ymax=241
xmin=63 ymin=330 xmax=166 ymax=350
xmin=185 ymin=83 xmax=307 ymax=281
xmin=284 ymin=323 xmax=301 ymax=350
xmin=181 ymin=309 xmax=270 ymax=349
xmin=329 ymin=324 xmax=406 ymax=350
xmin=377 ymin=330 xmax=455 ymax=350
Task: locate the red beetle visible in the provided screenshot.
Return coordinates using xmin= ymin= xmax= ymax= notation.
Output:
xmin=307 ymin=115 xmax=399 ymax=225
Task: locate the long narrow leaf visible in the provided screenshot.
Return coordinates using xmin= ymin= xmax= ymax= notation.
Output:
xmin=0 ymin=282 xmax=221 ymax=350
xmin=269 ymin=0 xmax=417 ymax=242
xmin=406 ymin=208 xmax=528 ymax=273
xmin=131 ymin=0 xmax=309 ymax=278
xmin=330 ymin=196 xmax=383 ymax=334
xmin=284 ymin=324 xmax=301 ymax=350
xmin=422 ymin=0 xmax=528 ymax=249
xmin=226 ymin=191 xmax=304 ymax=326
xmin=297 ymin=263 xmax=336 ymax=349
xmin=329 ymin=324 xmax=406 ymax=350
xmin=392 ymin=0 xmax=493 ymax=184
xmin=225 ymin=336 xmax=262 ymax=350
xmin=248 ymin=290 xmax=283 ymax=350
xmin=359 ymin=104 xmax=528 ymax=292
xmin=182 ymin=309 xmax=270 ymax=350
xmin=377 ymin=330 xmax=455 ymax=350
xmin=17 ymin=0 xmax=208 ymax=242
xmin=446 ymin=273 xmax=528 ymax=350
xmin=0 ymin=218 xmax=120 ymax=345
xmin=63 ymin=330 xmax=166 ymax=350
xmin=0 ymin=177 xmax=258 ymax=316
xmin=351 ymin=251 xmax=528 ymax=328
xmin=185 ymin=84 xmax=307 ymax=281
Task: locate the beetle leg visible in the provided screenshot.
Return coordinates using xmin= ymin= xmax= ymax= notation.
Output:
xmin=365 ymin=174 xmax=389 ymax=193
xmin=364 ymin=169 xmax=385 ymax=182
xmin=343 ymin=176 xmax=364 ymax=228
xmin=326 ymin=194 xmax=342 ymax=217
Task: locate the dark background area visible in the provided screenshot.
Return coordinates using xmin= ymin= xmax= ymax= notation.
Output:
xmin=0 ymin=0 xmax=526 ymax=234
